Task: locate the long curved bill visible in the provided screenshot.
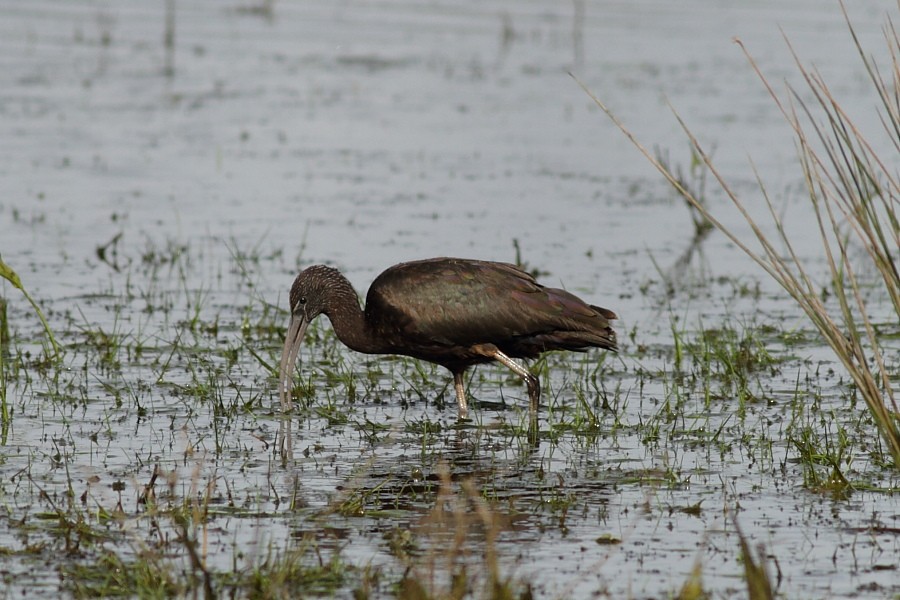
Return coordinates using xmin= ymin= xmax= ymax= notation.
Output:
xmin=278 ymin=313 xmax=309 ymax=413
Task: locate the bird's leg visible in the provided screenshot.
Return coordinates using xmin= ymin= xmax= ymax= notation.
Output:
xmin=453 ymin=371 xmax=469 ymax=419
xmin=471 ymin=344 xmax=541 ymax=413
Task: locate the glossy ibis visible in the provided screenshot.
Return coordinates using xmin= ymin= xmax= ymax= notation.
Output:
xmin=278 ymin=257 xmax=617 ymax=418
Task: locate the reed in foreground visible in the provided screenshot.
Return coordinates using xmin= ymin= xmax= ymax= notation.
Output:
xmin=577 ymin=1 xmax=900 ymax=466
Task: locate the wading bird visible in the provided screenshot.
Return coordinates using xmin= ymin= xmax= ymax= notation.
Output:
xmin=278 ymin=257 xmax=617 ymax=418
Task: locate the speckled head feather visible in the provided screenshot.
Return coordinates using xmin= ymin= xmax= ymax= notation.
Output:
xmin=288 ymin=265 xmax=347 ymax=316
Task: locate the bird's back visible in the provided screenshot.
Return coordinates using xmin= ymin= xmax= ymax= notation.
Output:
xmin=364 ymin=258 xmax=616 ymax=367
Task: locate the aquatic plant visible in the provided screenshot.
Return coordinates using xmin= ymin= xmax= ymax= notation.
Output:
xmin=0 ymin=254 xmax=62 ymax=428
xmin=0 ymin=254 xmax=61 ymax=358
xmin=580 ymin=2 xmax=900 ymax=466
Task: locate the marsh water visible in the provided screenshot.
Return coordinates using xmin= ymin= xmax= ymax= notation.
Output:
xmin=1 ymin=1 xmax=898 ymax=597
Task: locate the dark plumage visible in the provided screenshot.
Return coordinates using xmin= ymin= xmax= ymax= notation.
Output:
xmin=278 ymin=257 xmax=617 ymax=417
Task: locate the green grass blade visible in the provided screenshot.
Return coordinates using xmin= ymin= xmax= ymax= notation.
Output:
xmin=0 ymin=254 xmax=61 ymax=358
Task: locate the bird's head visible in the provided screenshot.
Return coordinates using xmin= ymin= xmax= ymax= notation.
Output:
xmin=288 ymin=265 xmax=338 ymax=322
xmin=278 ymin=265 xmax=342 ymax=411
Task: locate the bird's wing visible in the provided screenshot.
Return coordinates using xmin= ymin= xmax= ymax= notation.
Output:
xmin=366 ymin=258 xmax=611 ymax=349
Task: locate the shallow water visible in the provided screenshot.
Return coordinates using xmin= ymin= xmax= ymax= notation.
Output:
xmin=1 ymin=0 xmax=898 ymax=598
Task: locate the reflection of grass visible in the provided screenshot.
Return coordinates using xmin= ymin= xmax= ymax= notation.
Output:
xmin=655 ymin=146 xmax=713 ymax=240
xmin=579 ymin=6 xmax=900 ymax=466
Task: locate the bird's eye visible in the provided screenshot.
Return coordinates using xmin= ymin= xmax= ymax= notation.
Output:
xmin=298 ymin=296 xmax=307 ymax=305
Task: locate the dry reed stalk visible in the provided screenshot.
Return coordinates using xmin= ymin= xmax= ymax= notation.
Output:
xmin=575 ymin=1 xmax=900 ymax=465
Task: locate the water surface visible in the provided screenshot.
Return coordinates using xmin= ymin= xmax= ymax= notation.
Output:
xmin=0 ymin=1 xmax=897 ymax=597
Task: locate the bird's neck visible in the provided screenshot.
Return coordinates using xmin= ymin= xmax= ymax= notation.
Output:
xmin=325 ymin=276 xmax=386 ymax=355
